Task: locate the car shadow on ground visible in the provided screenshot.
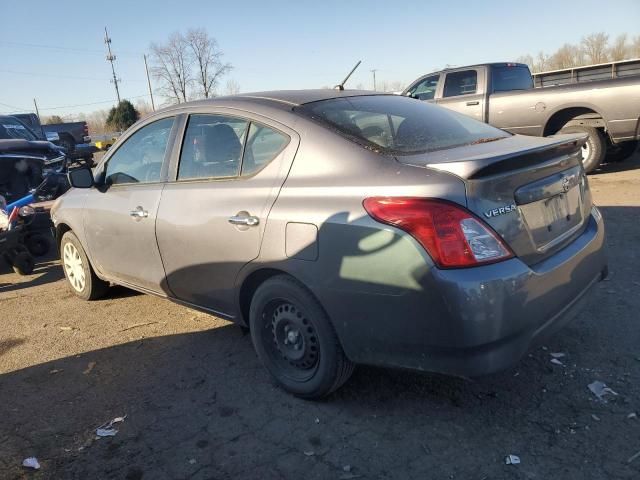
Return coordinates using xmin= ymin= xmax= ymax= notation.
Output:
xmin=0 ymin=207 xmax=637 ymax=479
xmin=594 ymin=150 xmax=640 ymax=174
xmin=0 ymin=253 xmax=63 ymax=294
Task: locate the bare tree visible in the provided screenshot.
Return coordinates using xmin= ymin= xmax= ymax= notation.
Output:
xmin=609 ymin=34 xmax=629 ymax=61
xmin=516 ymin=54 xmax=534 ymax=70
xmin=533 ymin=51 xmax=552 ymax=72
xmin=632 ymin=36 xmax=640 ymax=58
xmin=150 ymin=33 xmax=193 ymax=103
xmin=582 ymin=32 xmax=610 ymax=64
xmin=186 ymin=28 xmax=232 ymax=98
xmin=550 ymin=43 xmax=584 ymax=70
xmin=224 ymin=79 xmax=241 ymax=95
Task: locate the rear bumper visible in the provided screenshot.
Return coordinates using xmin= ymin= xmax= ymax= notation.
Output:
xmin=323 ymin=207 xmax=607 ymax=376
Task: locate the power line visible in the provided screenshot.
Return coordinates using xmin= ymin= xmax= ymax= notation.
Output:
xmin=0 ymin=101 xmax=30 ymax=112
xmin=0 ymin=69 xmax=144 ymax=83
xmin=37 ymin=94 xmax=149 ymax=111
xmin=0 ymin=40 xmax=142 ymax=57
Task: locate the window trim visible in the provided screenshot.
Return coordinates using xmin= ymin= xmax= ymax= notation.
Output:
xmin=172 ymin=113 xmax=291 ymax=184
xmin=442 ymin=69 xmax=479 ymax=98
xmin=97 ymin=115 xmax=178 ymax=188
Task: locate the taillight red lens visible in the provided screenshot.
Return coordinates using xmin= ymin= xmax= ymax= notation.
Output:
xmin=363 ymin=197 xmax=513 ymax=268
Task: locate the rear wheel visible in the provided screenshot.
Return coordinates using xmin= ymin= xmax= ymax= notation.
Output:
xmin=60 ymin=231 xmax=109 ymax=300
xmin=249 ymin=275 xmax=355 ymax=399
xmin=25 ymin=234 xmax=51 ymax=257
xmin=558 ymin=125 xmax=606 ymax=174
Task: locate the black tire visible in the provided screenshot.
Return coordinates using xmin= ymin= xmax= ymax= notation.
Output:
xmin=606 ymin=140 xmax=638 ymax=163
xmin=558 ymin=125 xmax=606 ymax=174
xmin=25 ymin=234 xmax=51 ymax=257
xmin=60 ymin=231 xmax=109 ymax=301
xmin=249 ymin=275 xmax=355 ymax=399
xmin=60 ymin=137 xmax=75 ymax=156
xmin=12 ymin=251 xmax=35 ymax=275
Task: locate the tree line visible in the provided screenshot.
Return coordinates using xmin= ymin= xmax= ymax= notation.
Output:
xmin=517 ymin=32 xmax=640 ymax=72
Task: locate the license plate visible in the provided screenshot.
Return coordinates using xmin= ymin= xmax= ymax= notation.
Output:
xmin=519 ymin=185 xmax=583 ymax=250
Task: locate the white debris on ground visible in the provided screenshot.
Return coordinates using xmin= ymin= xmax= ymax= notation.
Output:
xmin=505 ymin=454 xmax=521 ymax=465
xmin=96 ymin=415 xmax=127 ymax=438
xmin=588 ymin=381 xmax=618 ymax=401
xmin=22 ymin=457 xmax=40 ymax=470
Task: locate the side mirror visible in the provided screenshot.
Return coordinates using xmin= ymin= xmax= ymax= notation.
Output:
xmin=67 ymin=167 xmax=94 ymax=189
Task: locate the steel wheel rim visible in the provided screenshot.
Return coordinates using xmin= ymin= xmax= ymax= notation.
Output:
xmin=63 ymin=242 xmax=86 ymax=292
xmin=261 ymin=299 xmax=320 ymax=382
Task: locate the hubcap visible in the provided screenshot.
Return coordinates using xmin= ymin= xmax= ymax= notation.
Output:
xmin=580 ymin=141 xmax=591 ymax=165
xmin=270 ymin=303 xmax=319 ymax=370
xmin=63 ymin=242 xmax=86 ymax=292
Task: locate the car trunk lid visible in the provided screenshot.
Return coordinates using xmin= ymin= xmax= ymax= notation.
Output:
xmin=396 ymin=134 xmax=592 ymax=265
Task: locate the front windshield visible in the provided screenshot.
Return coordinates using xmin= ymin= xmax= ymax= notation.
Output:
xmin=296 ymin=95 xmax=510 ymax=155
xmin=0 ymin=117 xmax=38 ymax=141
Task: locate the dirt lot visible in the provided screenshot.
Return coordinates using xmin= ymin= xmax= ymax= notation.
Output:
xmin=1 ymin=156 xmax=639 ymax=480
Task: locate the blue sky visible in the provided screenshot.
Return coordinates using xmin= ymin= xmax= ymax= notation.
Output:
xmin=1 ymin=0 xmax=638 ymax=117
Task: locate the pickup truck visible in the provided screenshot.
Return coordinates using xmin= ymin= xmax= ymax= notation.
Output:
xmin=41 ymin=121 xmax=91 ymax=154
xmin=403 ymin=60 xmax=640 ymax=172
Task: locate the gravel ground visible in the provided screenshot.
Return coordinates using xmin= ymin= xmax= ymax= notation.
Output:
xmin=1 ymin=155 xmax=639 ymax=480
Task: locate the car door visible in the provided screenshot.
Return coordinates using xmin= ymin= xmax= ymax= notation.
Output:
xmin=82 ymin=116 xmax=177 ymax=293
xmin=436 ymin=68 xmax=485 ymax=122
xmin=156 ymin=111 xmax=299 ymax=316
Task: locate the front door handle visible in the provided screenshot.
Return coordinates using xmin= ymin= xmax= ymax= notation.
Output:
xmin=228 ymin=215 xmax=259 ymax=226
xmin=130 ymin=206 xmax=149 ymax=219
xmin=466 ymin=101 xmax=479 ymax=106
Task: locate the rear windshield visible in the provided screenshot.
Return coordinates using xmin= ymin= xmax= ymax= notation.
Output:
xmin=0 ymin=117 xmax=38 ymax=141
xmin=296 ymin=95 xmax=510 ymax=155
xmin=492 ymin=66 xmax=533 ymax=92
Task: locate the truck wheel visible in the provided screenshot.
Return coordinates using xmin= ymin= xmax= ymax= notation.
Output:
xmin=606 ymin=140 xmax=638 ymax=163
xmin=25 ymin=234 xmax=51 ymax=257
xmin=12 ymin=251 xmax=35 ymax=275
xmin=558 ymin=126 xmax=606 ymax=173
xmin=60 ymin=231 xmax=109 ymax=300
xmin=60 ymin=138 xmax=76 ymax=156
xmin=249 ymin=275 xmax=355 ymax=399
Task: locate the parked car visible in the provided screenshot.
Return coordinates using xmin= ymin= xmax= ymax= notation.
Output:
xmin=403 ymin=60 xmax=640 ymax=172
xmin=52 ymin=91 xmax=607 ymax=398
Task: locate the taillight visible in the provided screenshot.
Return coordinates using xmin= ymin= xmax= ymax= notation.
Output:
xmin=83 ymin=124 xmax=89 ymax=135
xmin=363 ymin=197 xmax=513 ymax=269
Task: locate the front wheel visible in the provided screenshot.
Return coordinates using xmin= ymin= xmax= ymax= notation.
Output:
xmin=60 ymin=231 xmax=109 ymax=300
xmin=558 ymin=125 xmax=606 ymax=174
xmin=249 ymin=275 xmax=355 ymax=399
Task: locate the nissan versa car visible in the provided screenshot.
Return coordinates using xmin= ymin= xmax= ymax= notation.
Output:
xmin=51 ymin=90 xmax=607 ymax=398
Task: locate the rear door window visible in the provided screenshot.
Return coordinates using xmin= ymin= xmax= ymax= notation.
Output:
xmin=178 ymin=115 xmax=249 ymax=180
xmin=443 ymin=70 xmax=478 ymax=97
xmin=492 ymin=66 xmax=533 ymax=92
xmin=105 ymin=117 xmax=175 ymax=185
xmin=241 ymin=123 xmax=289 ymax=177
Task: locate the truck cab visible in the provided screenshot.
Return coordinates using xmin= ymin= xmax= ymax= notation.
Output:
xmin=404 ymin=62 xmax=640 ymax=172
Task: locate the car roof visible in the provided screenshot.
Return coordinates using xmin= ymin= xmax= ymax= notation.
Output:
xmin=159 ymin=89 xmax=389 ymax=113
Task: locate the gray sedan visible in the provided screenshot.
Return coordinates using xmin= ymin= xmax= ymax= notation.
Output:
xmin=52 ymin=90 xmax=607 ymax=398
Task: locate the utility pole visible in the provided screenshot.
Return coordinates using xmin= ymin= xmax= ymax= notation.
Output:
xmin=143 ymin=54 xmax=155 ymax=111
xmin=33 ymin=98 xmax=40 ymax=120
xmin=104 ymin=27 xmax=121 ymax=104
xmin=370 ymin=69 xmax=378 ymax=91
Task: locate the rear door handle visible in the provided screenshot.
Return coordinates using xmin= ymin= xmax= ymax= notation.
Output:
xmin=466 ymin=101 xmax=479 ymax=106
xmin=130 ymin=206 xmax=149 ymax=219
xmin=228 ymin=215 xmax=259 ymax=226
